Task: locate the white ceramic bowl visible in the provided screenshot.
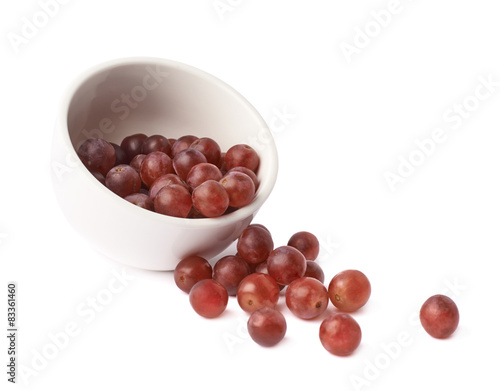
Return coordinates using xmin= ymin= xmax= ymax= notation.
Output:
xmin=51 ymin=57 xmax=278 ymax=271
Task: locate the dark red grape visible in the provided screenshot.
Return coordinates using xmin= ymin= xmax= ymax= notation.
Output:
xmin=173 ymin=148 xmax=207 ymax=180
xmin=105 ymin=164 xmax=141 ymax=198
xmin=186 ymin=163 xmax=222 ymax=190
xmin=191 ymin=180 xmax=229 ymax=217
xmin=171 ymin=135 xmax=199 ymax=157
xmin=288 ymin=231 xmax=320 ymax=261
xmin=130 ymin=153 xmax=146 ymax=172
xmin=213 ymin=255 xmax=250 ymax=296
xmin=225 ymin=144 xmax=260 ymax=172
xmin=140 ymin=151 xmax=174 ymax=188
xmin=220 ymin=171 xmax=255 ymax=208
xmin=247 ymin=307 xmax=287 ymax=347
xmin=319 ymin=313 xmax=362 ymax=356
xmin=189 ymin=279 xmax=228 ymax=318
xmin=111 ymin=142 xmax=129 ymax=165
xmin=218 ymin=152 xmax=227 ymax=173
xmin=174 ymin=255 xmax=213 ymax=293
xmin=267 ymin=246 xmax=306 ymax=286
xmin=228 ymin=166 xmax=259 ymax=190
xmin=420 ymin=294 xmax=459 ymax=338
xmin=304 ymin=261 xmax=325 ymax=283
xmin=236 ymin=226 xmax=274 ymax=264
xmin=286 ymin=277 xmax=329 ymax=320
xmin=154 ymin=184 xmax=192 ymax=218
xmin=141 ymin=135 xmax=172 ymax=156
xmin=77 ymin=138 xmax=116 ymax=176
xmin=124 ymin=193 xmax=154 ymax=211
xmin=149 ymin=173 xmax=188 ymax=199
xmin=120 ymin=133 xmax=147 ymax=161
xmin=190 ymin=137 xmax=221 ymax=165
xmin=328 ymin=270 xmax=371 ymax=312
xmin=237 ymin=273 xmax=280 ymax=313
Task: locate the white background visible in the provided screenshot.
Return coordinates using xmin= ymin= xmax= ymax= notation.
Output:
xmin=2 ymin=1 xmax=500 ymax=390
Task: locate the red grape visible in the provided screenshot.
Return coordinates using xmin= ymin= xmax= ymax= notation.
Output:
xmin=225 ymin=144 xmax=260 ymax=172
xmin=141 ymin=135 xmax=172 ymax=156
xmin=140 ymin=151 xmax=174 ymax=188
xmin=77 ymin=138 xmax=116 ymax=176
xmin=190 ymin=137 xmax=221 ymax=165
xmin=120 ymin=133 xmax=147 ymax=162
xmin=186 ymin=163 xmax=223 ymax=190
xmin=174 ymin=255 xmax=213 ymax=293
xmin=267 ymin=246 xmax=306 ymax=286
xmin=220 ymin=171 xmax=255 ymax=208
xmin=154 ymin=184 xmax=192 ymax=218
xmin=124 ymin=193 xmax=154 ymax=210
xmin=189 ymin=279 xmax=228 ymax=318
xmin=287 ymin=231 xmax=320 ymax=261
xmin=247 ymin=307 xmax=287 ymax=347
xmin=328 ymin=270 xmax=371 ymax=312
xmin=191 ymin=180 xmax=229 ymax=217
xmin=129 ymin=153 xmax=146 ymax=172
xmin=171 ymin=135 xmax=199 ymax=157
xmin=319 ymin=313 xmax=362 ymax=356
xmin=173 ymin=148 xmax=207 ymax=180
xmin=237 ymin=273 xmax=280 ymax=313
xmin=304 ymin=261 xmax=325 ymax=283
xmin=228 ymin=166 xmax=259 ymax=190
xmin=111 ymin=142 xmax=129 ymax=165
xmin=105 ymin=164 xmax=141 ymax=198
xmin=420 ymin=294 xmax=459 ymax=338
xmin=285 ymin=277 xmax=329 ymax=320
xmin=237 ymin=226 xmax=274 ymax=264
xmin=149 ymin=173 xmax=188 ymax=199
xmin=213 ymin=255 xmax=250 ymax=296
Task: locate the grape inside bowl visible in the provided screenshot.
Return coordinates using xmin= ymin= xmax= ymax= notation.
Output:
xmin=51 ymin=57 xmax=278 ymax=271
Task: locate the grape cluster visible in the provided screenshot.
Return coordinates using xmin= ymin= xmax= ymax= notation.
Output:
xmin=77 ymin=135 xmax=260 ymax=218
xmin=174 ymin=227 xmax=372 ymax=355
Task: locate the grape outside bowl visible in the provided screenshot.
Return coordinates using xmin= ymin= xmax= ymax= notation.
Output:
xmin=51 ymin=57 xmax=278 ymax=271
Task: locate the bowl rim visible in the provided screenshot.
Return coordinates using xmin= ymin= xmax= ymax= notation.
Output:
xmin=57 ymin=56 xmax=278 ymax=228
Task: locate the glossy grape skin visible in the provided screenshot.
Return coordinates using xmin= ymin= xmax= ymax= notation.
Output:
xmin=149 ymin=173 xmax=188 ymax=199
xmin=140 ymin=151 xmax=174 ymax=188
xmin=220 ymin=171 xmax=255 ymax=208
xmin=247 ymin=307 xmax=287 ymax=347
xmin=111 ymin=142 xmax=129 ymax=165
xmin=225 ymin=144 xmax=260 ymax=172
xmin=174 ymin=255 xmax=213 ymax=293
xmin=237 ymin=273 xmax=280 ymax=313
xmin=120 ymin=133 xmax=147 ymax=161
xmin=77 ymin=138 xmax=116 ymax=176
xmin=171 ymin=135 xmax=199 ymax=156
xmin=129 ymin=153 xmax=146 ymax=172
xmin=287 ymin=231 xmax=320 ymax=261
xmin=153 ymin=184 xmax=192 ymax=218
xmin=189 ymin=279 xmax=228 ymax=318
xmin=420 ymin=295 xmax=459 ymax=339
xmin=227 ymin=166 xmax=259 ymax=190
xmin=124 ymin=193 xmax=154 ymax=211
xmin=328 ymin=270 xmax=371 ymax=312
xmin=192 ymin=180 xmax=229 ymax=217
xmin=236 ymin=226 xmax=274 ymax=264
xmin=286 ymin=277 xmax=329 ymax=320
xmin=267 ymin=246 xmax=307 ymax=286
xmin=213 ymin=255 xmax=250 ymax=296
xmin=319 ymin=313 xmax=362 ymax=356
xmin=304 ymin=261 xmax=325 ymax=284
xmin=190 ymin=137 xmax=221 ymax=165
xmin=186 ymin=163 xmax=223 ymax=190
xmin=105 ymin=164 xmax=141 ymax=198
xmin=173 ymin=148 xmax=207 ymax=180
xmin=141 ymin=135 xmax=172 ymax=156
